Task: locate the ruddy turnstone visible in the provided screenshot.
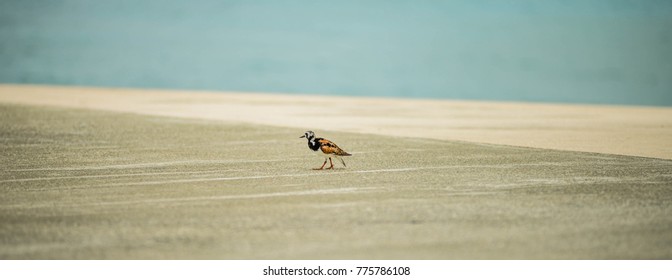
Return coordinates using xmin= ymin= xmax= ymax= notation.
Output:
xmin=300 ymin=131 xmax=352 ymax=170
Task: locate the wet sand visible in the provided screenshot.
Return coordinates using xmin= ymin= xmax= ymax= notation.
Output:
xmin=1 ymin=84 xmax=671 ymax=160
xmin=1 ymin=103 xmax=671 ymax=259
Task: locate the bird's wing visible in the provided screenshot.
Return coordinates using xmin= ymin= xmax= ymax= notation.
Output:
xmin=318 ymin=139 xmax=350 ymax=156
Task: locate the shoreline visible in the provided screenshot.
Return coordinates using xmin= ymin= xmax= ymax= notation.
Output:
xmin=1 ymin=83 xmax=671 ymax=160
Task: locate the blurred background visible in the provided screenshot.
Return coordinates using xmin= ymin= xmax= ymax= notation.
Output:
xmin=1 ymin=0 xmax=670 ymax=106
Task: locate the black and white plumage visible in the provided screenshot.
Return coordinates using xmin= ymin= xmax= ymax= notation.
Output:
xmin=299 ymin=131 xmax=351 ymax=170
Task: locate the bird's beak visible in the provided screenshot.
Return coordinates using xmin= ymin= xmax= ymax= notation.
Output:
xmin=299 ymin=135 xmax=305 ymax=138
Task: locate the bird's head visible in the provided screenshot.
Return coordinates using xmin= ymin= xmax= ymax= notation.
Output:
xmin=299 ymin=131 xmax=315 ymax=139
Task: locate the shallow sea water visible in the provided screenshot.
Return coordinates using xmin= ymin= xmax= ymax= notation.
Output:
xmin=0 ymin=0 xmax=671 ymax=106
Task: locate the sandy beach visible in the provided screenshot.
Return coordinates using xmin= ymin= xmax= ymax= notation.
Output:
xmin=1 ymin=84 xmax=671 ymax=160
xmin=1 ymin=84 xmax=671 ymax=259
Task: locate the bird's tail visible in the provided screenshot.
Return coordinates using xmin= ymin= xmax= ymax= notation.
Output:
xmin=339 ymin=151 xmax=352 ymax=156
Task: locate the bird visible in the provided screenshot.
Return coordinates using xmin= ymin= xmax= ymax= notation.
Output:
xmin=299 ymin=131 xmax=351 ymax=170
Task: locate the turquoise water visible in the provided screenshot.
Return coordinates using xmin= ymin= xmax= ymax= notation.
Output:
xmin=1 ymin=0 xmax=671 ymax=106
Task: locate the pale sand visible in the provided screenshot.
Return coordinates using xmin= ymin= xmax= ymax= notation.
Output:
xmin=2 ymin=104 xmax=671 ymax=259
xmin=1 ymin=84 xmax=671 ymax=159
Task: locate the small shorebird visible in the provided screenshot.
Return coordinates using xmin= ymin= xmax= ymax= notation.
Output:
xmin=299 ymin=131 xmax=351 ymax=170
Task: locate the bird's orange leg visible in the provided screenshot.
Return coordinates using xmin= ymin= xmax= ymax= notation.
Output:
xmin=327 ymin=158 xmax=334 ymax=169
xmin=313 ymin=159 xmax=327 ymax=170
